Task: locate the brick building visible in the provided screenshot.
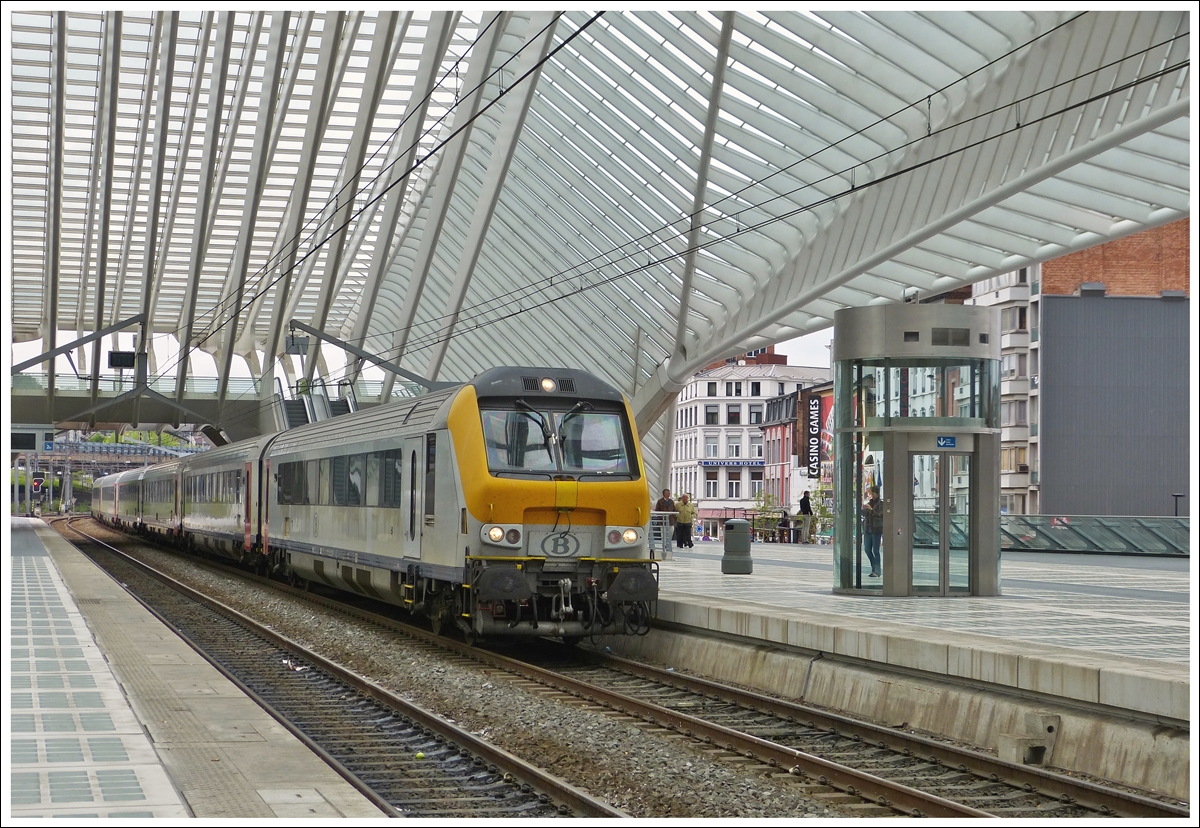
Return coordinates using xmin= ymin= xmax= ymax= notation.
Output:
xmin=967 ymin=219 xmax=1190 ymax=515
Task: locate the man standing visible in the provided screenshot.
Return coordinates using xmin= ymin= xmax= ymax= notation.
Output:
xmin=654 ymin=488 xmax=676 ymax=550
xmin=655 ymin=488 xmax=676 ymax=521
xmin=861 ymin=486 xmax=883 ymax=577
xmin=675 ymin=494 xmax=696 ymax=548
xmin=799 ymin=490 xmax=814 ymax=543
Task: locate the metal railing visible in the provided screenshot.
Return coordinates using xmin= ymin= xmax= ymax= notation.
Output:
xmin=12 ymin=372 xmax=263 ymax=396
xmin=649 ymin=511 xmax=674 ymax=559
xmin=1000 ymin=515 xmax=1188 ymax=556
xmin=34 ymin=440 xmax=208 ymax=458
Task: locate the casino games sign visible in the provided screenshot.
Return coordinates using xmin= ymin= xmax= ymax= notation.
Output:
xmin=801 ymin=391 xmax=821 ymax=478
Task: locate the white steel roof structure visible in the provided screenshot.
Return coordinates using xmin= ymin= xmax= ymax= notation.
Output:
xmin=8 ymin=10 xmax=1192 ymax=472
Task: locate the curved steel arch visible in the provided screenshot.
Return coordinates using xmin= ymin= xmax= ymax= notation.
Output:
xmin=9 ymin=10 xmax=1191 ymax=468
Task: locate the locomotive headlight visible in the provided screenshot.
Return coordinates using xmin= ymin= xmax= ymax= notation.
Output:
xmin=541 ymin=377 xmax=556 ymax=392
xmin=622 ymin=529 xmax=639 ymax=544
xmin=487 ymin=526 xmax=505 ymax=543
xmin=506 ymin=528 xmax=522 ymax=545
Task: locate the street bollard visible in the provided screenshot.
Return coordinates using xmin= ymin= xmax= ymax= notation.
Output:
xmin=721 ymin=519 xmax=753 ymax=574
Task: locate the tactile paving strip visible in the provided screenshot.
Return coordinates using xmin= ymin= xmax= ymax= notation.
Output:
xmin=9 ymin=542 xmax=190 ymax=818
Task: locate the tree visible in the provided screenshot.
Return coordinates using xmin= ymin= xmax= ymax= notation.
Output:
xmin=751 ymin=489 xmax=783 ymax=538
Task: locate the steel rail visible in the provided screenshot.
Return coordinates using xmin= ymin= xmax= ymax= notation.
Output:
xmin=589 ymin=650 xmax=1190 ymax=819
xmin=67 ymin=517 xmax=1187 ymax=818
xmin=61 ymin=518 xmax=627 ymax=819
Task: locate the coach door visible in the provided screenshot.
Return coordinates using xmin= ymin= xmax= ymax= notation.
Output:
xmin=401 ymin=436 xmax=423 ymax=559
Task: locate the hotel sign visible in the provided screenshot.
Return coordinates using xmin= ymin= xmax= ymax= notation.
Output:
xmin=699 ymin=460 xmax=764 ymax=467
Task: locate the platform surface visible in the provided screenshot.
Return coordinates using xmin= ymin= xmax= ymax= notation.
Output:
xmin=6 ymin=517 xmax=386 ymax=820
xmin=653 ymin=539 xmax=1191 ymax=721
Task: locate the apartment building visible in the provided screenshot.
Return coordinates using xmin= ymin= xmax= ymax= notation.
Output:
xmin=966 ymin=219 xmax=1189 ymax=515
xmin=668 ymin=353 xmax=829 ymax=538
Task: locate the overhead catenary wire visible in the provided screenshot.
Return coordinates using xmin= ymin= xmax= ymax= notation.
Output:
xmin=200 ymin=52 xmax=1189 ymax=438
xmin=145 ymin=11 xmax=596 ymax=394
xmin=52 ymin=12 xmax=1187 ymax=432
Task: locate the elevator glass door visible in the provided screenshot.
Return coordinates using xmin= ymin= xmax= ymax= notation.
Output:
xmin=911 ymin=452 xmax=971 ymax=595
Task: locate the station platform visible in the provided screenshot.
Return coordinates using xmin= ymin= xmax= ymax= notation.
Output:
xmin=7 ymin=517 xmax=386 ymax=820
xmin=610 ymin=538 xmax=1192 ymax=800
xmin=647 ymin=539 xmax=1190 ymax=718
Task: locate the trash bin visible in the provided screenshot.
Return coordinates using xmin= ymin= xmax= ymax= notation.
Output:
xmin=721 ymin=519 xmax=753 ymax=574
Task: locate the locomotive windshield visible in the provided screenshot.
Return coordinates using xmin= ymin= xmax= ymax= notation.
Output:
xmin=481 ymin=406 xmax=633 ymax=476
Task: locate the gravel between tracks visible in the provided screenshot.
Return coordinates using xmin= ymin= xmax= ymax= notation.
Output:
xmin=66 ymin=520 xmax=842 ymax=819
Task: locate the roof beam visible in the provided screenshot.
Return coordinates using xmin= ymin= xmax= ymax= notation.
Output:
xmin=345 ymin=11 xmax=458 ymax=385
xmin=133 ymin=11 xmax=179 ymax=426
xmin=692 ymin=95 xmax=1191 ymax=383
xmin=671 ymin=11 xmax=734 ymax=367
xmin=425 ymin=11 xmax=561 ymax=381
xmin=260 ymin=12 xmax=347 ymax=385
xmin=88 ymin=12 xmax=123 ymax=415
xmin=378 ymin=12 xmax=507 ymax=400
xmin=110 ymin=15 xmax=163 ymax=328
xmin=43 ymin=11 xmax=67 ymax=415
xmin=303 ymin=11 xmax=403 ymax=386
xmin=216 ymin=11 xmax=291 ymax=410
xmin=13 ymin=315 xmax=145 ymax=375
xmin=175 ymin=12 xmax=235 ymax=405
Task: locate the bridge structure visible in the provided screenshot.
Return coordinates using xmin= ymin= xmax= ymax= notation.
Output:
xmin=8 ymin=10 xmax=1192 ymax=475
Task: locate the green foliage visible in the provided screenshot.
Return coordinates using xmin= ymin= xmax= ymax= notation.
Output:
xmin=751 ymin=488 xmax=783 ymax=535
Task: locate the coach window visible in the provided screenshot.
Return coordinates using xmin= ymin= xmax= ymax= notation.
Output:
xmin=366 ymin=453 xmax=380 ymax=507
xmin=381 ymin=450 xmax=401 ymax=508
xmin=305 ymin=460 xmax=317 ymax=505
xmin=332 ymin=455 xmax=349 ymax=505
xmin=319 ymin=458 xmax=331 ymax=505
xmin=347 ymin=454 xmax=364 ymax=506
xmin=424 ymin=435 xmax=436 ymax=517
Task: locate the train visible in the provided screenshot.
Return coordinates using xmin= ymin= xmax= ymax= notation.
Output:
xmin=92 ymin=366 xmax=659 ymax=641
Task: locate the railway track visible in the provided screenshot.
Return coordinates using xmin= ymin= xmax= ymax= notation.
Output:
xmin=60 ymin=518 xmax=623 ymax=819
xmin=63 ymin=518 xmax=1190 ymax=819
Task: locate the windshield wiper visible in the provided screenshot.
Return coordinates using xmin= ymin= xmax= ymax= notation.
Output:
xmin=557 ymin=400 xmax=594 ymax=442
xmin=515 ymin=399 xmax=555 ymax=453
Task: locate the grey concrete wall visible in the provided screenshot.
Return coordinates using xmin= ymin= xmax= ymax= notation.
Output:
xmin=1039 ymin=295 xmax=1189 ymax=516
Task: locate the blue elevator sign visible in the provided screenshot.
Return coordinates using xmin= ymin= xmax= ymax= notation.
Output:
xmin=937 ymin=436 xmax=957 ymax=449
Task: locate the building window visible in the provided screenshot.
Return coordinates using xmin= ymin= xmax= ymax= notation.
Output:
xmin=705 ymin=404 xmax=719 ymax=425
xmin=1001 ymin=400 xmax=1028 ymax=426
xmin=727 ymin=437 xmax=741 ymax=458
xmin=726 ymin=381 xmax=742 ymax=397
xmin=778 ymin=382 xmax=785 ymax=395
xmin=750 ymin=435 xmax=763 ymax=458
xmin=705 ymin=434 xmax=719 ymax=458
xmin=727 ymin=405 xmax=741 ymax=425
xmin=749 ymin=404 xmax=763 ymax=424
xmin=1001 ymin=353 xmax=1027 ymax=379
xmin=1001 ymin=306 xmax=1028 ymax=332
xmin=750 ymin=381 xmax=760 ymax=396
xmin=707 ymin=381 xmax=717 ymax=396
xmin=705 ymin=470 xmax=719 ymax=498
xmin=727 ymin=471 xmax=742 ymax=499
xmin=750 ymin=470 xmax=764 ymax=497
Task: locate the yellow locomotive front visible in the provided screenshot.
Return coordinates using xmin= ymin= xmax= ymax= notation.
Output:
xmin=448 ymin=367 xmax=657 ymax=640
